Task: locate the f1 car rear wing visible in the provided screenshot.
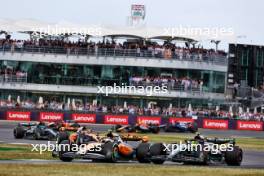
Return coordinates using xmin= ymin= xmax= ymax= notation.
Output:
xmin=120 ymin=134 xmax=148 ymax=142
xmin=64 ymin=120 xmax=77 ymax=123
xmin=206 ymin=138 xmax=236 ymax=145
xmin=18 ymin=122 xmax=37 ymax=127
xmin=187 ymin=138 xmax=236 ymax=145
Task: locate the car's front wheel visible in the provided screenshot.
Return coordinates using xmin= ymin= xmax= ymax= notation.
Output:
xmin=102 ymin=142 xmax=119 ymax=162
xmin=13 ymin=126 xmax=25 ymax=139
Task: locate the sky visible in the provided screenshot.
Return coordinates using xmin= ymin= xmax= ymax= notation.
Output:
xmin=0 ymin=0 xmax=263 ymax=50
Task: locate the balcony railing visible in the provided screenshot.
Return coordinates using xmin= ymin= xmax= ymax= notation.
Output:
xmin=0 ymin=74 xmax=27 ymax=83
xmin=0 ymin=45 xmax=228 ymax=65
xmin=0 ymin=74 xmax=224 ymax=94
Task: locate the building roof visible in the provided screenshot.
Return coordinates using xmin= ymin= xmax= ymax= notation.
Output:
xmin=0 ymin=19 xmax=220 ymax=42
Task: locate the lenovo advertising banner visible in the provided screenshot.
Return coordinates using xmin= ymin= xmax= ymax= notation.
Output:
xmin=203 ymin=119 xmax=228 ymax=129
xmin=237 ymin=120 xmax=263 ymax=131
xmin=6 ymin=111 xmax=31 ymax=121
xmin=39 ymin=112 xmax=64 ymax=122
xmin=104 ymin=115 xmax=129 ymax=125
xmin=72 ymin=113 xmax=96 ymax=123
xmin=137 ymin=116 xmax=161 ymax=125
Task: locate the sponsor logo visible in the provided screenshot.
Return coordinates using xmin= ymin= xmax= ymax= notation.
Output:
xmin=7 ymin=111 xmax=31 ymax=121
xmin=169 ymin=117 xmax=194 ymax=124
xmin=104 ymin=115 xmax=128 ymax=125
xmin=237 ymin=121 xmax=263 ymax=131
xmin=40 ymin=112 xmax=63 ymax=122
xmin=203 ymin=119 xmax=228 ymax=129
xmin=137 ymin=116 xmax=161 ymax=125
xmin=72 ymin=113 xmax=96 ymax=123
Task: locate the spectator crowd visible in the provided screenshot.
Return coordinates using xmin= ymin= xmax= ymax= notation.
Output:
xmin=130 ymin=76 xmax=203 ymax=91
xmin=0 ymin=38 xmax=227 ymax=61
xmin=0 ymin=68 xmax=27 ymax=82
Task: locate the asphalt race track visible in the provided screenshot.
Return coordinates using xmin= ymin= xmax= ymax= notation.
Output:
xmin=0 ymin=120 xmax=264 ymax=168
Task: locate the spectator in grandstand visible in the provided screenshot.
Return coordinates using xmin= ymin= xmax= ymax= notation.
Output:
xmin=0 ymin=37 xmax=227 ymax=61
xmin=129 ymin=76 xmax=204 ymax=92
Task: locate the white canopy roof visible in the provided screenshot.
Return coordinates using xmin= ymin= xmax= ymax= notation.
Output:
xmin=0 ymin=18 xmax=228 ymax=42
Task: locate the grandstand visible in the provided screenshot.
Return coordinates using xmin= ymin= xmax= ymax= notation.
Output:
xmin=0 ymin=19 xmax=229 ymax=115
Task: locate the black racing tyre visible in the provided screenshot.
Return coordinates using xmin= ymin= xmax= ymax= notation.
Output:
xmin=190 ymin=122 xmax=198 ymax=133
xmin=149 ymin=143 xmax=166 ymax=164
xmin=58 ymin=140 xmax=73 ymax=162
xmin=136 ymin=143 xmax=151 ymax=163
xmin=13 ymin=126 xmax=25 ymax=139
xmin=150 ymin=126 xmax=160 ymax=134
xmin=57 ymin=131 xmax=69 ymax=144
xmin=102 ymin=142 xmax=119 ymax=162
xmin=225 ymin=146 xmax=243 ymax=166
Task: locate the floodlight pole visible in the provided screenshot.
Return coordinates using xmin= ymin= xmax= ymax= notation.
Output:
xmin=210 ymin=40 xmax=221 ymax=52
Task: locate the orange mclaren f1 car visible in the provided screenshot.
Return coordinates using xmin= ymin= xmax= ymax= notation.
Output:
xmin=53 ymin=129 xmax=166 ymax=164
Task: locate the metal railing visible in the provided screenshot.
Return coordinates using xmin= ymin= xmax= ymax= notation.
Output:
xmin=28 ymin=76 xmax=119 ymax=87
xmin=0 ymin=74 xmax=27 ymax=83
xmin=0 ymin=74 xmax=225 ymax=94
xmin=130 ymin=81 xmax=203 ymax=92
xmin=0 ymin=45 xmax=228 ymax=65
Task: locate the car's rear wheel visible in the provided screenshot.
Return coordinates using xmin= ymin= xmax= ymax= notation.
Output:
xmin=58 ymin=140 xmax=74 ymax=162
xmin=13 ymin=126 xmax=25 ymax=139
xmin=136 ymin=143 xmax=151 ymax=163
xmin=225 ymin=146 xmax=243 ymax=166
xmin=149 ymin=143 xmax=166 ymax=164
xmin=150 ymin=126 xmax=160 ymax=134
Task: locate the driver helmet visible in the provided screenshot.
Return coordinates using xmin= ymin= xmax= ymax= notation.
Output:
xmin=106 ymin=129 xmax=114 ymax=138
xmin=142 ymin=136 xmax=149 ymax=143
xmin=194 ymin=132 xmax=204 ymax=140
xmin=60 ymin=127 xmax=66 ymax=131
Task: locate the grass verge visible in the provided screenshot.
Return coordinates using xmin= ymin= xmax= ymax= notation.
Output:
xmin=0 ymin=144 xmax=52 ymax=160
xmin=0 ymin=163 xmax=264 ymax=176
